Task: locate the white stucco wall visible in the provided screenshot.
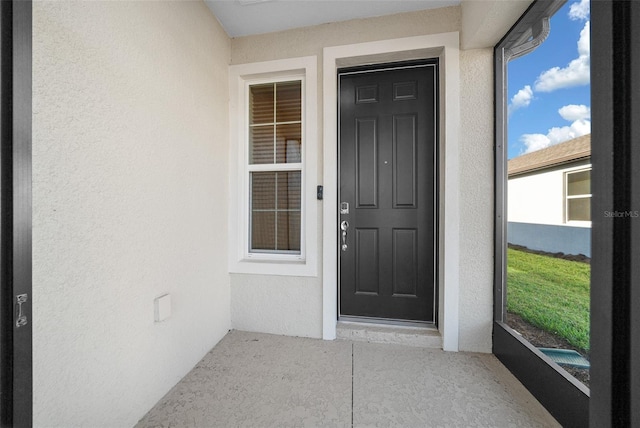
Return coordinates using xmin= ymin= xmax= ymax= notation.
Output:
xmin=508 ymin=161 xmax=591 ymax=226
xmin=230 ymin=7 xmax=461 ymax=65
xmin=229 ymin=7 xmax=496 ymax=352
xmin=25 ymin=1 xmax=534 ymax=424
xmin=32 ymin=2 xmax=231 ymax=426
xmin=459 ymin=49 xmax=494 ymax=352
xmin=229 ymin=7 xmax=460 ymax=340
xmin=460 ymin=0 xmax=532 ymax=49
xmin=231 ymin=274 xmax=324 ymax=337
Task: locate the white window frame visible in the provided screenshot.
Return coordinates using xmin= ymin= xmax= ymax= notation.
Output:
xmin=246 ymin=77 xmax=304 ymax=257
xmin=564 ymin=166 xmax=592 ymax=226
xmin=229 ymin=56 xmax=318 ymax=276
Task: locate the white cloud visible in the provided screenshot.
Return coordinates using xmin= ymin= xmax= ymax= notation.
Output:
xmin=558 ymin=104 xmax=590 ymax=121
xmin=508 ymin=85 xmax=534 ymax=114
xmin=520 ymin=118 xmax=591 ymax=154
xmin=534 ymin=21 xmax=590 ymax=92
xmin=520 ymin=134 xmax=553 ymax=154
xmin=577 ymin=21 xmax=590 ymax=57
xmin=569 ymin=0 xmax=590 ymax=21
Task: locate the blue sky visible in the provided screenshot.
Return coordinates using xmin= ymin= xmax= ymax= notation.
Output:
xmin=507 ymin=0 xmax=590 ymax=159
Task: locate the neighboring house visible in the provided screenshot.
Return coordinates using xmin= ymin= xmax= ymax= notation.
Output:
xmin=508 ymin=134 xmax=591 ymax=257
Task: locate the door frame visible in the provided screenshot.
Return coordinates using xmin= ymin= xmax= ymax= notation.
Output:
xmin=321 ymin=33 xmax=461 ymax=350
xmin=1 ymin=0 xmax=33 ymax=426
xmin=336 ymin=60 xmax=439 ymax=324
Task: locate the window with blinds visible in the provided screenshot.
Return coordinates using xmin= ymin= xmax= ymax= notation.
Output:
xmin=248 ymin=81 xmax=302 ymax=253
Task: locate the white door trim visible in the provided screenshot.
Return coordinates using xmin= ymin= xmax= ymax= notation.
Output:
xmin=322 ymin=33 xmax=461 ymax=351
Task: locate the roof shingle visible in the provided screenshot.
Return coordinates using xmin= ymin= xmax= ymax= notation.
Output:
xmin=508 ymin=134 xmax=591 ymax=177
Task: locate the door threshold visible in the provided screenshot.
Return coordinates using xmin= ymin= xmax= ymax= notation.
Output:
xmin=339 ymin=315 xmax=437 ymax=330
xmin=337 ymin=317 xmax=441 ymax=348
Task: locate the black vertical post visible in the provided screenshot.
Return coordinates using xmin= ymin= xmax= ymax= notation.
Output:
xmin=0 ymin=0 xmax=32 ymax=426
xmin=0 ymin=2 xmax=12 ymax=423
xmin=631 ymin=2 xmax=640 ymax=424
xmin=590 ymin=1 xmax=640 ymax=426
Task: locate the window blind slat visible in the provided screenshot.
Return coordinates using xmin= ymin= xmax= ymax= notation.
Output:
xmin=250 ymin=171 xmax=301 ymax=252
xmin=276 ymin=81 xmax=301 ymax=122
xmin=250 ymin=125 xmax=274 ymax=164
xmin=250 ymin=84 xmax=274 ymax=124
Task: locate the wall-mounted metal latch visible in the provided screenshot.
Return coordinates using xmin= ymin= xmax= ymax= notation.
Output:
xmin=16 ymin=293 xmax=28 ymax=328
xmin=340 ymin=202 xmax=349 ymax=215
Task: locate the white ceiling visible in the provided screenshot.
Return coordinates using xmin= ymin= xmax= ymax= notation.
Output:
xmin=204 ymin=0 xmax=461 ymax=38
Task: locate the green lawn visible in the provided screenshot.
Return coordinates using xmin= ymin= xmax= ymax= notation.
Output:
xmin=507 ymin=247 xmax=590 ymax=353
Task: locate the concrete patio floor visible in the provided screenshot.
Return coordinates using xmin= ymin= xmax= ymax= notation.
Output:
xmin=136 ymin=330 xmax=560 ymax=427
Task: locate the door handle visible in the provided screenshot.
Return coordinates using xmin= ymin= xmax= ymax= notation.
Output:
xmin=341 ymin=221 xmax=349 ymax=251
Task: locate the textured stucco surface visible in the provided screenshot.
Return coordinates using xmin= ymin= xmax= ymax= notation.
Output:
xmin=137 ymin=331 xmax=560 ymax=427
xmin=458 ymin=49 xmax=495 ymax=352
xmin=460 ymin=0 xmax=533 ymax=49
xmin=230 ymin=10 xmax=496 ymax=351
xmin=231 ymin=274 xmax=324 ymax=338
xmin=32 ymin=6 xmax=503 ymax=425
xmin=32 ymin=1 xmax=231 ymax=426
xmin=230 ymin=7 xmax=461 ymax=65
xmin=229 ymin=7 xmax=462 ymax=341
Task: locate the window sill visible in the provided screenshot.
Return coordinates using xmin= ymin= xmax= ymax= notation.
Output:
xmin=564 ymin=221 xmax=592 ymax=227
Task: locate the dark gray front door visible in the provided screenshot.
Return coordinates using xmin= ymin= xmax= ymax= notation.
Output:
xmin=339 ymin=62 xmax=437 ymax=322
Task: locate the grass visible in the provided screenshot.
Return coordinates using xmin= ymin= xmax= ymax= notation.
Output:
xmin=507 ymin=247 xmax=590 ymax=353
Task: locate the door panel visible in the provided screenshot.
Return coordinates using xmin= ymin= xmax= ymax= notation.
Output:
xmin=339 ymin=62 xmax=437 ymax=322
xmin=355 ymin=228 xmax=379 ymax=294
xmin=393 ymin=114 xmax=417 ymax=208
xmin=355 ymin=118 xmax=378 ymax=208
xmin=392 ymin=228 xmax=418 ymax=296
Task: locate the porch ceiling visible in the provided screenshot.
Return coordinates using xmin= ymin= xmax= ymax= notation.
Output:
xmin=204 ymin=0 xmax=460 ymax=37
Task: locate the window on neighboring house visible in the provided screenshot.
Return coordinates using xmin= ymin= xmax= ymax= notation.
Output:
xmin=565 ymin=168 xmax=591 ymax=222
xmin=248 ymin=81 xmax=302 ymax=254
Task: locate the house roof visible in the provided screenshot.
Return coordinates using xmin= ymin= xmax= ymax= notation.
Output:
xmin=508 ymin=134 xmax=591 ymax=177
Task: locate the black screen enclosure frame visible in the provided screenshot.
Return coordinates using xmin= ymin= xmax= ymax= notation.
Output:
xmin=492 ymin=1 xmax=589 ymax=427
xmin=494 ymin=1 xmax=640 ymax=427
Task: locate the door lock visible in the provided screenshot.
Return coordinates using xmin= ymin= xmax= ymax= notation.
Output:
xmin=341 ymin=220 xmax=349 ymax=251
